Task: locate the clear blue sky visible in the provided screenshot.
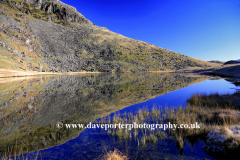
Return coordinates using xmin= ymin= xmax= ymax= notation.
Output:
xmin=61 ymin=0 xmax=240 ymax=61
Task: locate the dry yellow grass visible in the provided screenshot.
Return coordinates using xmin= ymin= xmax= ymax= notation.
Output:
xmin=99 ymin=91 xmax=240 ymax=153
xmin=0 ymin=69 xmax=40 ymax=77
xmin=98 ymin=150 xmax=128 ymax=160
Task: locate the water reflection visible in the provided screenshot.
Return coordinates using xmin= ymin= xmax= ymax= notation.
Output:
xmin=32 ymin=76 xmax=239 ymax=160
xmin=0 ymin=73 xmax=208 ymax=154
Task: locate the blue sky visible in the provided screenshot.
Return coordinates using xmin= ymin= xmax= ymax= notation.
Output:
xmin=61 ymin=0 xmax=240 ymax=61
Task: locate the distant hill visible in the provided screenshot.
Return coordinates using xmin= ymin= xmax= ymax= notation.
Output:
xmin=224 ymin=60 xmax=240 ymax=65
xmin=208 ymin=60 xmax=224 ymax=64
xmin=0 ymin=0 xmax=211 ymax=72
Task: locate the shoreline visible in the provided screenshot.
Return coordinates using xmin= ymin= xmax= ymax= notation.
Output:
xmin=174 ymin=64 xmax=240 ymax=78
xmin=1 ymin=63 xmax=240 ymax=79
xmin=0 ymin=69 xmax=175 ymax=78
xmin=0 ymin=69 xmax=102 ymax=78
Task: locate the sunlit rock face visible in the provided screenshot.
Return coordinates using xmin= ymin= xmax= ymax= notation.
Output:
xmin=24 ymin=0 xmax=92 ymax=24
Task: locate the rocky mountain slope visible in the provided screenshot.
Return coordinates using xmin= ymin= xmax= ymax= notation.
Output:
xmin=0 ymin=0 xmax=210 ymax=72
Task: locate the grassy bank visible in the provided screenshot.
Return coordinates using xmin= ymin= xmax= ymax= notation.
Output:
xmin=0 ymin=144 xmax=38 ymax=160
xmin=98 ymin=92 xmax=240 ymax=159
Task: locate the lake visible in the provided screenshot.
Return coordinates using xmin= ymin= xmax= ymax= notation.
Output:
xmin=0 ymin=73 xmax=239 ymax=159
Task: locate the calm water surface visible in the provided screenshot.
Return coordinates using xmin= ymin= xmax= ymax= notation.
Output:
xmin=0 ymin=73 xmax=239 ymax=159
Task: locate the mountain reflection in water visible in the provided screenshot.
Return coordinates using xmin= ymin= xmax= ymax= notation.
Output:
xmin=0 ymin=73 xmax=208 ymax=155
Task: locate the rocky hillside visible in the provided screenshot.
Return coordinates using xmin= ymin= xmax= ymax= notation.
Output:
xmin=0 ymin=0 xmax=210 ymax=72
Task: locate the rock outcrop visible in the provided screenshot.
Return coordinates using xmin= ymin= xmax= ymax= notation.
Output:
xmin=203 ymin=126 xmax=240 ymax=159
